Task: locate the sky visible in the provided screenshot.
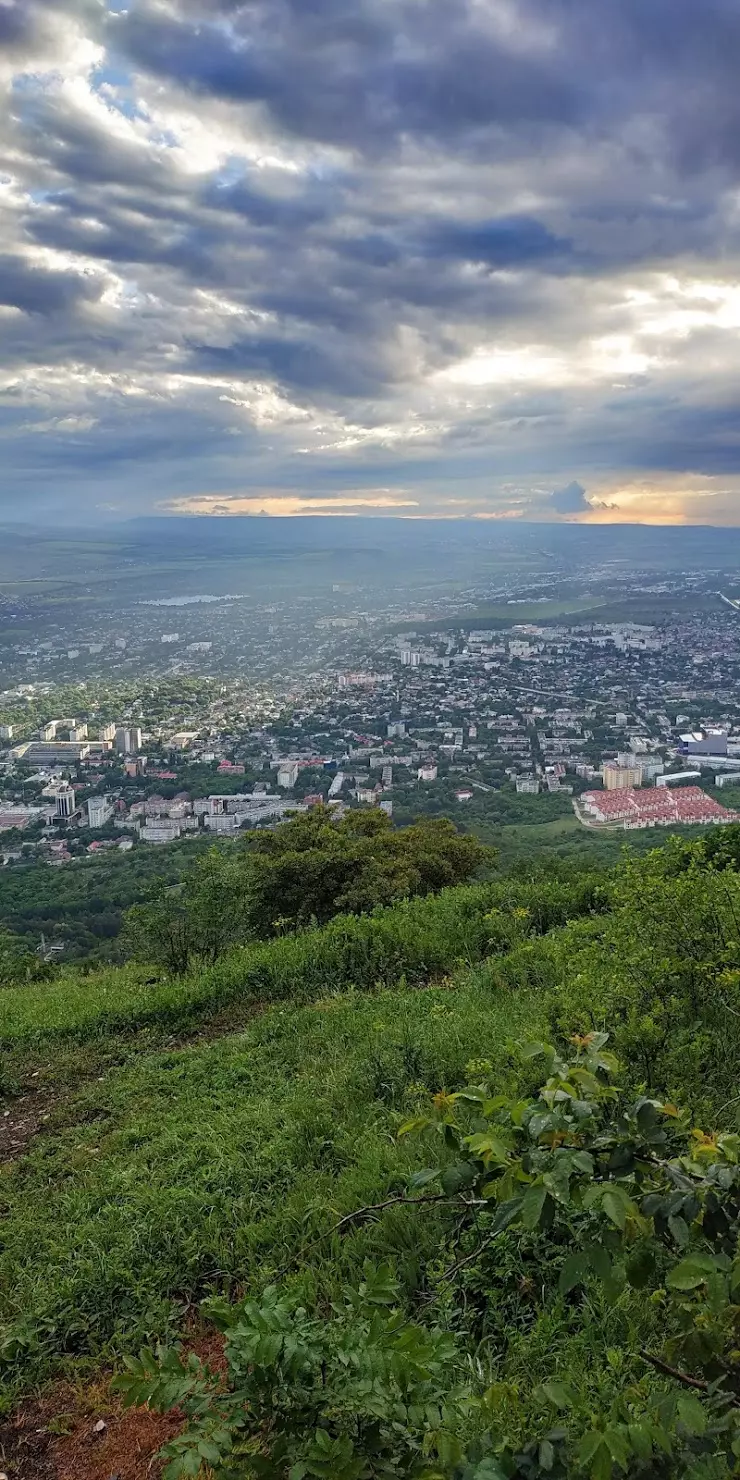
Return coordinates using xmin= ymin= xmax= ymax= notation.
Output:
xmin=3 ymin=1 xmax=740 ymax=524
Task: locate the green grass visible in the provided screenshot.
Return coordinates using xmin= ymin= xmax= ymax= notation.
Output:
xmin=0 ymin=872 xmax=605 ymax=1403
xmin=4 ymin=837 xmax=740 ymax=1469
xmin=0 ymin=973 xmax=546 ymax=1405
xmin=0 ymin=875 xmax=600 ymax=1051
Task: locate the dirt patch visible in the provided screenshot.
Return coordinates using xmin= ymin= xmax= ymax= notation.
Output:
xmin=0 ymin=1387 xmax=181 ymax=1480
xmin=0 ymin=1336 xmax=227 ymax=1480
xmin=0 ymin=1085 xmax=57 ymax=1163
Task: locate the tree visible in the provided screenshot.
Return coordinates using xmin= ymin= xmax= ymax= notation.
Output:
xmin=123 ymin=849 xmax=251 ymax=975
xmin=124 ymin=809 xmax=493 ymax=971
xmin=0 ymin=926 xmax=52 ymax=986
xmin=241 ymin=808 xmax=493 ymax=938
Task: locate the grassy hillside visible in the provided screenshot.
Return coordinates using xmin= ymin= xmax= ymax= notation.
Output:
xmin=4 ymin=833 xmax=740 ymax=1476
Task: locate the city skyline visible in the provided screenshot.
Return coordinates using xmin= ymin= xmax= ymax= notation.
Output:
xmin=3 ymin=2 xmax=740 ymax=523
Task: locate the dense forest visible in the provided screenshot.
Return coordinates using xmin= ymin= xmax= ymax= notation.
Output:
xmin=4 ymin=815 xmax=740 ymax=1476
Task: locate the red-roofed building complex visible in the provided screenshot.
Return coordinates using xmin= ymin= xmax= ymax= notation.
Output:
xmin=580 ymin=787 xmax=739 ymax=829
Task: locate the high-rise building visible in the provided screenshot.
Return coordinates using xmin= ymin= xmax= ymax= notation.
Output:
xmin=115 ymin=726 xmax=143 ymax=754
xmin=69 ymin=723 xmax=88 ymax=742
xmin=277 ymin=761 xmax=299 ymax=789
xmin=0 ymin=724 xmax=13 ymax=741
xmin=40 ymin=721 xmax=58 ymax=741
xmin=602 ymin=762 xmax=643 ymax=790
xmin=87 ymin=796 xmax=113 ymax=829
xmin=54 ymin=782 xmax=76 ymax=820
xmin=99 ymin=723 xmax=116 ymax=743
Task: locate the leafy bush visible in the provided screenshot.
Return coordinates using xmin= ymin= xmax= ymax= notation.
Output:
xmin=116 ymin=1265 xmax=476 ymax=1480
xmin=398 ymin=1033 xmax=740 ymax=1476
xmin=115 ymin=1028 xmax=740 ymax=1478
xmin=544 ymin=848 xmax=740 ymax=1116
xmin=124 ymin=810 xmax=494 ymax=972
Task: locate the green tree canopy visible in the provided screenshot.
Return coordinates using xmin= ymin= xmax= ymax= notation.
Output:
xmin=124 ymin=808 xmax=493 ymax=973
xmin=243 ymin=807 xmax=493 ymax=936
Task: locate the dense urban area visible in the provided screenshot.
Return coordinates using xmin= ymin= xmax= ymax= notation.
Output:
xmin=0 ymin=527 xmax=739 ymax=966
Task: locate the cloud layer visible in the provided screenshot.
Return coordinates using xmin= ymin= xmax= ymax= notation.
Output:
xmin=2 ymin=0 xmax=740 ymax=521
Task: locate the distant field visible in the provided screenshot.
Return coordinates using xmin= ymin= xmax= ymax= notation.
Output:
xmin=388 ymin=596 xmax=608 ymax=634
xmin=388 ymin=589 xmax=725 ymax=635
xmin=485 ymin=812 xmax=728 ymax=868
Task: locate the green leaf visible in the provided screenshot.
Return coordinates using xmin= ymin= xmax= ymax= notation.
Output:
xmin=559 ymin=1252 xmax=588 ymax=1295
xmin=440 ymin=1161 xmax=477 ymax=1195
xmin=535 ymin=1380 xmax=575 ymax=1410
xmin=408 ymin=1168 xmax=441 ymax=1190
xmin=488 ymin=1197 xmax=524 ymax=1234
xmin=666 ymin=1254 xmax=717 ymax=1291
xmin=626 ymin=1243 xmax=657 ymax=1290
xmin=578 ymin=1431 xmax=613 ymax=1480
xmin=465 ymin=1461 xmax=509 ymax=1480
xmin=521 ymin=1182 xmax=548 ymax=1230
xmin=668 ymin=1214 xmax=690 ymax=1249
xmin=398 ymin=1115 xmax=432 ymax=1138
xmin=604 ymin=1428 xmax=630 ymax=1471
xmin=572 ymin=1150 xmax=595 ymax=1175
xmin=627 ymin=1423 xmax=653 ymax=1461
xmin=539 ymin=1438 xmax=555 ymax=1471
xmin=197 ymin=1440 xmax=223 ymax=1464
xmin=677 ymin=1394 xmax=707 ymax=1436
xmin=465 ymin=1132 xmax=511 ymax=1165
xmin=588 ymin=1243 xmax=613 ymax=1285
xmin=522 ymin=1041 xmax=553 ymax=1061
xmin=436 ymin=1432 xmax=464 ymax=1467
xmin=602 ymin=1189 xmax=627 ymax=1230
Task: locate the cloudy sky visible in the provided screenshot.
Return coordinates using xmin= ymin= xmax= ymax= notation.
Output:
xmin=3 ymin=0 xmax=740 ymax=523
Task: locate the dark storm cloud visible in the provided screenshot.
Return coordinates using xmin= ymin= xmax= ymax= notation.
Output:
xmin=0 ymin=253 xmax=100 ymax=316
xmin=0 ymin=3 xmax=30 ymax=48
xmin=420 ymin=217 xmax=574 ymax=269
xmin=550 ymin=480 xmax=590 ymax=514
xmin=202 ymin=175 xmax=336 ymax=231
xmin=106 ymin=0 xmax=740 ymax=180
xmin=191 ymin=332 xmax=390 ymax=398
xmin=109 ymin=0 xmax=585 ymax=149
xmin=0 ymin=0 xmax=104 ymax=54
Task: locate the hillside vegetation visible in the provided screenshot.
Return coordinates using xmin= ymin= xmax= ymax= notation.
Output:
xmin=4 ymin=819 xmax=740 ymax=1476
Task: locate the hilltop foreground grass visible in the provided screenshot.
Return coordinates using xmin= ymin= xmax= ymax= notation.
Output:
xmin=0 ymin=975 xmax=546 ymax=1403
xmin=5 ymin=838 xmax=740 ymax=1476
xmin=0 ymin=874 xmax=598 ymax=1401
